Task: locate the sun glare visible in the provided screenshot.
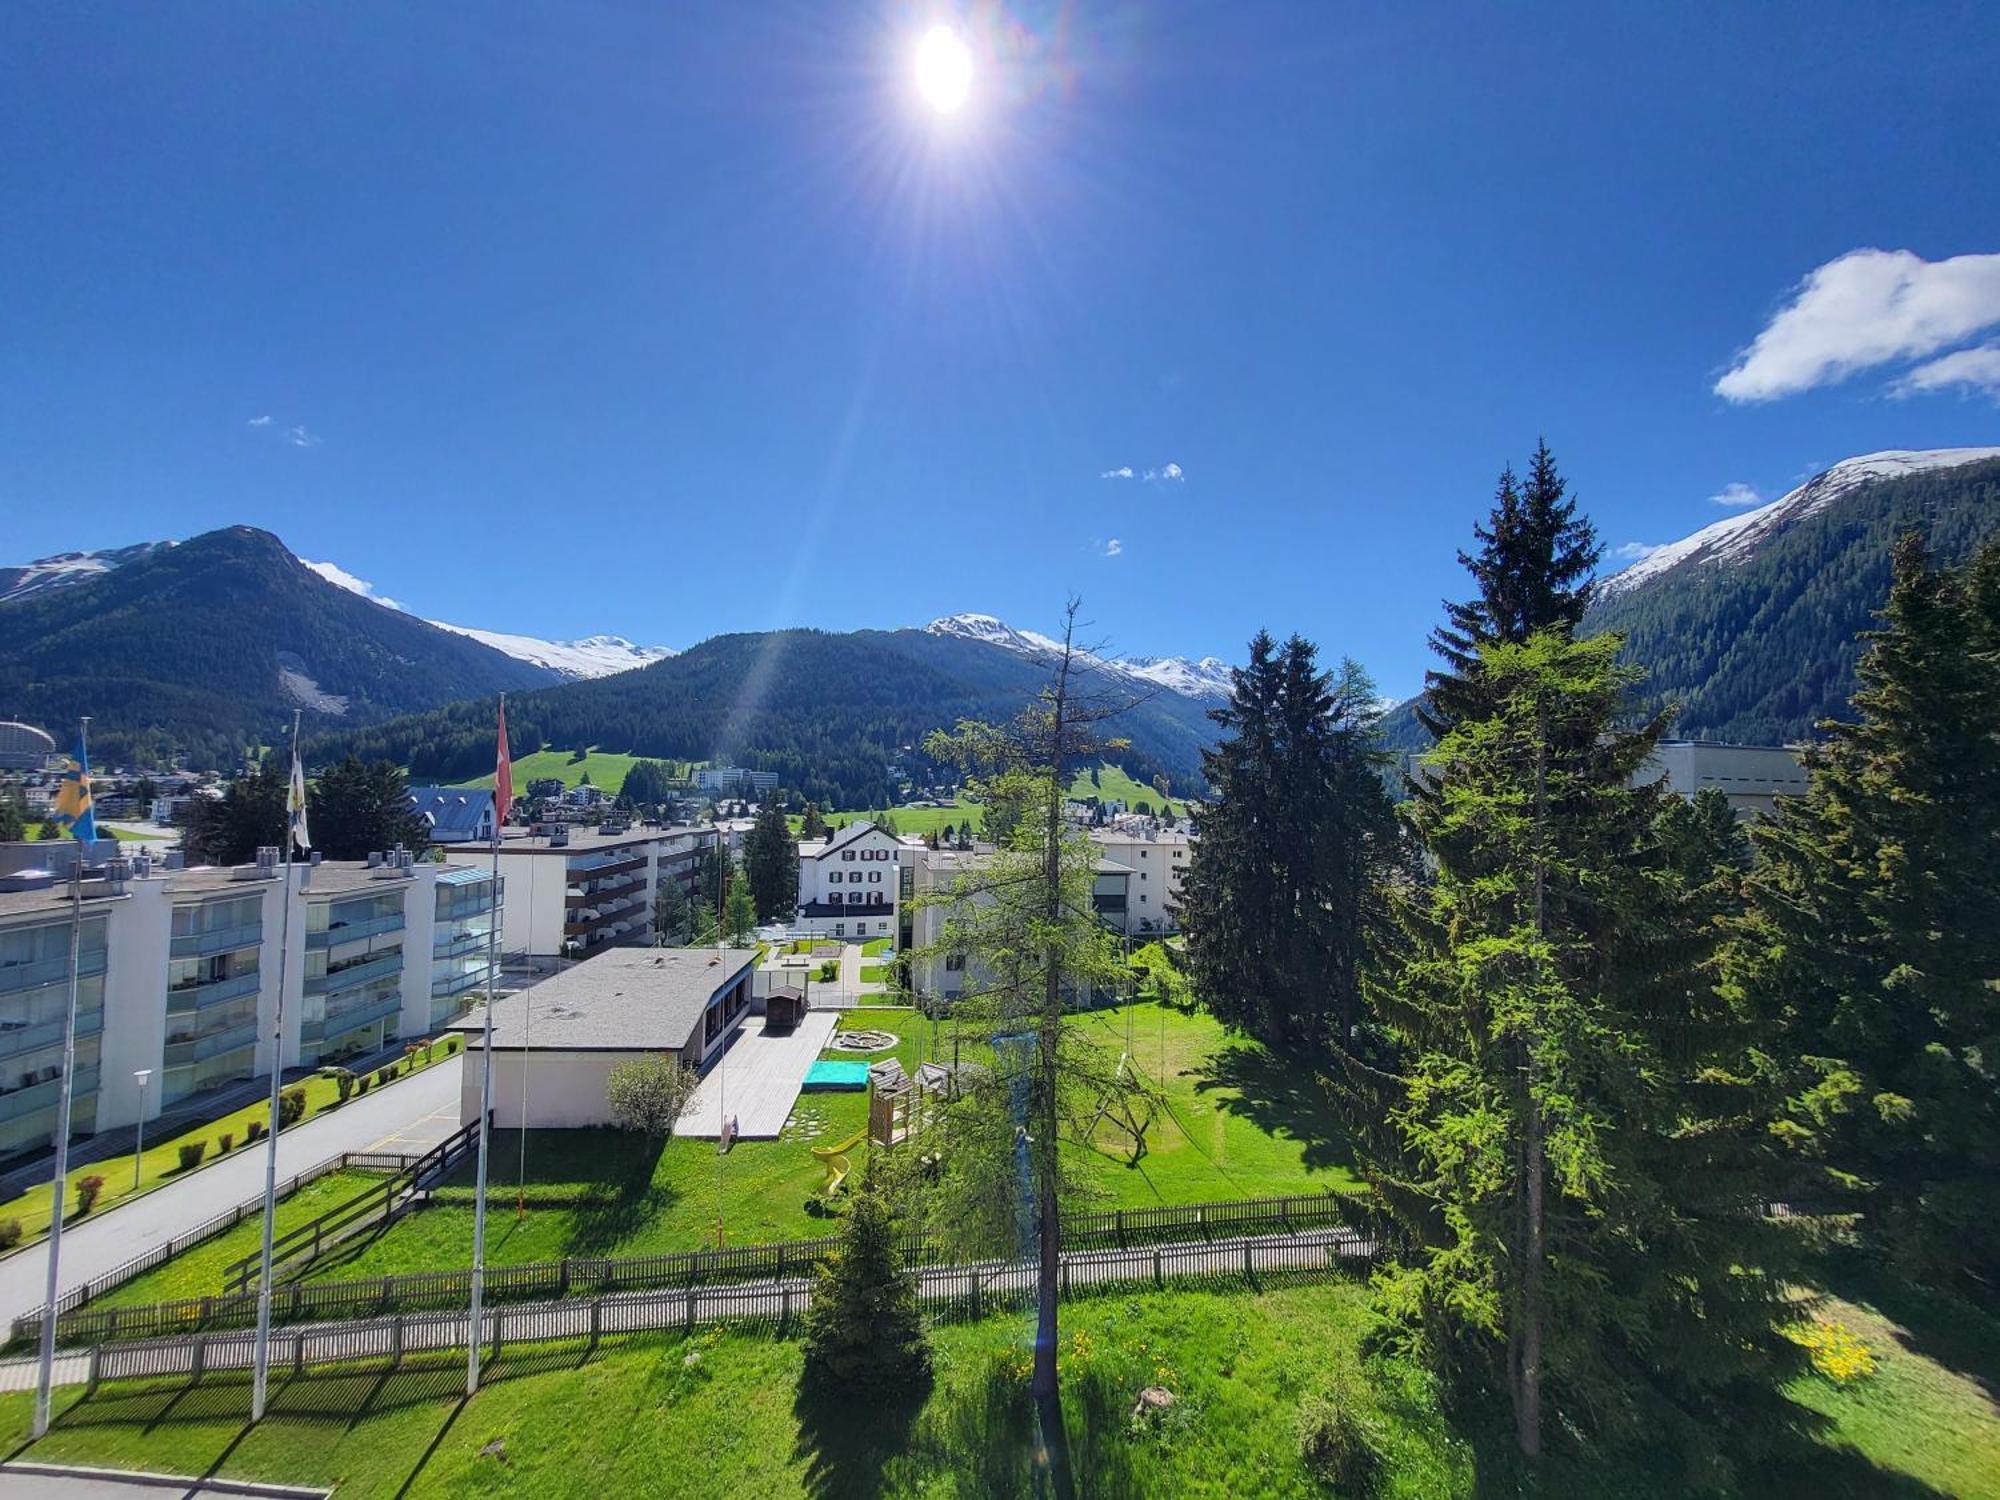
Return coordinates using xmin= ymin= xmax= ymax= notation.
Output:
xmin=914 ymin=24 xmax=973 ymax=114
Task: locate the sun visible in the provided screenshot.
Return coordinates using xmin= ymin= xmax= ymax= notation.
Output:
xmin=914 ymin=24 xmax=973 ymax=114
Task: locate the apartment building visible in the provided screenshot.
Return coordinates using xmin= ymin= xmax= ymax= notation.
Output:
xmin=694 ymin=766 xmax=777 ymax=797
xmin=1087 ymin=825 xmax=1192 ymax=936
xmin=1639 ymin=740 xmax=1807 ymax=819
xmin=492 ymin=823 xmax=717 ymax=960
xmin=0 ymin=842 xmax=499 ymax=1163
xmin=794 ymin=821 xmax=918 ymax=942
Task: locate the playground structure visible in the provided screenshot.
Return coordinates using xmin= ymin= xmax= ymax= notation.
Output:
xmin=867 ymin=1057 xmax=968 ymax=1149
xmin=812 ymin=1128 xmax=868 ymax=1195
xmin=828 ymin=1027 xmax=897 ymax=1053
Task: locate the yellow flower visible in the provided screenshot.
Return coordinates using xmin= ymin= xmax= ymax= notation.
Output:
xmin=1786 ymin=1317 xmax=1876 ymax=1383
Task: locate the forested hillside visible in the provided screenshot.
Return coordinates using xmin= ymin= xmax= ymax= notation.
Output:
xmin=1384 ymin=454 xmax=2000 ymax=749
xmin=0 ymin=526 xmax=558 ymax=767
xmin=315 ymin=627 xmax=1216 ymax=809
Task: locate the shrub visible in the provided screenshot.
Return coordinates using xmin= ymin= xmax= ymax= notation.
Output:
xmin=606 ymin=1054 xmax=700 ymax=1137
xmin=446 ymin=1036 xmax=460 ymax=1055
xmin=215 ymin=1132 xmax=234 ymax=1153
xmin=802 ymin=1187 xmax=930 ymax=1391
xmin=75 ymin=1174 xmax=107 ymax=1215
xmin=246 ymin=1118 xmax=265 ymax=1143
xmin=376 ymin=1065 xmax=396 ymax=1086
xmin=357 ymin=1074 xmax=372 ymax=1095
xmin=279 ymin=1086 xmax=308 ymax=1127
xmin=176 ymin=1141 xmax=207 ymax=1172
xmin=333 ymin=1068 xmax=355 ymax=1104
xmin=0 ymin=1218 xmax=21 ymax=1251
xmin=1295 ymin=1380 xmax=1380 ymax=1494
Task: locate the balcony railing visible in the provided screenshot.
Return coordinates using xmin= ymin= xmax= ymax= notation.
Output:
xmin=306 ymin=912 xmax=405 ymax=950
xmin=0 ymin=1005 xmax=106 ymax=1062
xmin=165 ymin=969 xmax=261 ymax=1015
xmin=303 ymin=992 xmax=402 ymax=1044
xmin=799 ymin=899 xmax=893 ymax=918
xmin=169 ymin=922 xmax=262 ymax=960
xmin=0 ymin=1065 xmax=100 ymax=1125
xmin=566 ymin=872 xmax=645 ymax=907
xmin=567 ymin=853 xmax=646 ymax=880
xmin=430 ymin=965 xmax=489 ymax=1000
xmin=306 ymin=950 xmax=404 ymax=998
xmin=431 ymin=928 xmax=492 ymax=962
xmin=0 ymin=949 xmax=108 ymax=996
xmin=162 ymin=1016 xmax=260 ymax=1068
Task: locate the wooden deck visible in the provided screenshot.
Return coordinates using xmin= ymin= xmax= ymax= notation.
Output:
xmin=675 ymin=1011 xmax=839 ymax=1141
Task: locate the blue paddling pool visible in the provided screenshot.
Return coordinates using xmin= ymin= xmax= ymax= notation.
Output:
xmin=803 ymin=1060 xmax=871 ymax=1091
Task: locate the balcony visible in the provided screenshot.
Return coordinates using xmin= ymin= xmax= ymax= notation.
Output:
xmin=799 ymin=898 xmax=894 ymax=918
xmin=565 ymin=871 xmax=645 ymax=907
xmin=169 ymin=922 xmax=262 ymax=960
xmin=0 ymin=1064 xmax=99 ymax=1125
xmin=163 ymin=1016 xmax=260 ymax=1067
xmin=0 ymin=1005 xmax=106 ymax=1062
xmin=0 ymin=949 xmax=109 ymax=995
xmin=432 ymin=928 xmax=492 ymax=962
xmin=430 ymin=965 xmax=489 ymax=1000
xmin=306 ymin=950 xmax=403 ymax=997
xmin=166 ymin=968 xmax=260 ymax=1015
xmin=303 ymin=991 xmax=402 ymax=1044
xmin=568 ymin=852 xmax=645 ymax=881
xmin=306 ymin=911 xmax=405 ymax=949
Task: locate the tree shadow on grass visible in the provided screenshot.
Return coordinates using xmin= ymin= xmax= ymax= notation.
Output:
xmin=1193 ymin=1042 xmax=1356 ymax=1175
xmin=562 ymin=1132 xmax=677 ymax=1256
xmin=793 ymin=1364 xmax=930 ymax=1500
xmin=1817 ymin=1251 xmax=2000 ymax=1402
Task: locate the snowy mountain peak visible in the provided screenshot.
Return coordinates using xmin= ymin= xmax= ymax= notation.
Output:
xmin=924 ymin=614 xmax=1234 ymax=701
xmin=0 ymin=541 xmax=176 ymax=604
xmin=423 ymin=622 xmax=676 ymax=679
xmin=1601 ymin=447 xmax=2000 ymax=599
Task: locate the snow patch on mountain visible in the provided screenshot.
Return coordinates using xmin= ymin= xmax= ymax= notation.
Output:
xmin=0 ymin=542 xmax=176 ymax=604
xmin=926 ymin=613 xmax=1234 ymax=701
xmin=423 ymin=622 xmax=676 ymax=679
xmin=1600 ymin=448 xmax=2000 ymax=600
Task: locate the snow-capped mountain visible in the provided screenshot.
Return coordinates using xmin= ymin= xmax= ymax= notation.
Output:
xmin=925 ymin=613 xmax=1235 ymax=701
xmin=1600 ymin=447 xmax=2000 ymax=599
xmin=1 ymin=538 xmax=674 ymax=682
xmin=0 ymin=541 xmax=177 ymax=604
xmin=422 ymin=623 xmax=675 ymax=679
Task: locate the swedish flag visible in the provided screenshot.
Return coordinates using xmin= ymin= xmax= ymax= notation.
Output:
xmin=49 ymin=731 xmax=99 ymax=845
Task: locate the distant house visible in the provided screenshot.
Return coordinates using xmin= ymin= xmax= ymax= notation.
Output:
xmin=406 ymin=787 xmax=497 ymax=845
xmin=795 ymin=820 xmax=915 ymax=941
xmin=695 ymin=766 xmax=778 ymax=797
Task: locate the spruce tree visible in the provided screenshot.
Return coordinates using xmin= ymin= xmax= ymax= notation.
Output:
xmin=1182 ymin=633 xmax=1400 ymax=1051
xmin=1731 ymin=535 xmax=2000 ymax=1284
xmin=723 ymin=865 xmax=758 ymax=944
xmin=801 ymin=1186 xmax=930 ymax=1391
xmin=800 ymin=801 xmax=831 ymax=841
xmin=1342 ymin=632 xmax=1800 ymax=1473
xmin=310 ymin=755 xmax=430 ymax=861
xmin=1418 ymin=442 xmax=1601 ymax=740
xmin=652 ymin=871 xmax=693 ymax=946
xmin=742 ymin=799 xmax=799 ymax=921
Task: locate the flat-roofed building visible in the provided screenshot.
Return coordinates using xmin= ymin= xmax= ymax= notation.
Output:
xmin=1640 ymin=740 xmax=1807 ymax=819
xmin=491 ymin=824 xmax=717 ymax=961
xmin=453 ymin=946 xmax=757 ymax=1129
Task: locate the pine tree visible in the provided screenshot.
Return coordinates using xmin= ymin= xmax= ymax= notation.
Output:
xmin=800 ymin=801 xmax=830 ymax=841
xmin=1343 ymin=631 xmax=1800 ymax=1473
xmin=801 ymin=1186 xmax=931 ymax=1392
xmin=1181 ymin=633 xmax=1401 ymax=1051
xmin=742 ymin=799 xmax=799 ymax=922
xmin=723 ymin=864 xmax=758 ymax=944
xmin=653 ymin=871 xmax=693 ymax=946
xmin=180 ymin=759 xmax=286 ymax=866
xmin=0 ymin=796 xmax=26 ymax=842
xmin=309 ymin=755 xmax=430 ymax=861
xmin=1418 ymin=442 xmax=1600 ymax=740
xmin=1731 ymin=535 xmax=2000 ymax=1284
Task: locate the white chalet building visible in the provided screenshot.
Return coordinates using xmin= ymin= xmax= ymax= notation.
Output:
xmin=794 ymin=821 xmax=915 ymax=941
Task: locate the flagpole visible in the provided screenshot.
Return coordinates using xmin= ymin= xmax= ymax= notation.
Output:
xmin=251 ymin=711 xmax=302 ymax=1421
xmin=32 ymin=716 xmax=91 ymax=1439
xmin=469 ymin=695 xmax=504 ymax=1394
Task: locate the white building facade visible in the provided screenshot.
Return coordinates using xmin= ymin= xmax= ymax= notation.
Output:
xmin=794 ymin=821 xmax=917 ymax=942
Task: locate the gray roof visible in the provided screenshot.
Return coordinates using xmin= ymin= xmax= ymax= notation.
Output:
xmin=407 ymin=787 xmax=493 ymax=839
xmin=455 ymin=945 xmax=758 ymax=1052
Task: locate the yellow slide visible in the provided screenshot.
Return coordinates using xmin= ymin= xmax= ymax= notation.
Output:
xmin=813 ymin=1129 xmax=869 ymax=1195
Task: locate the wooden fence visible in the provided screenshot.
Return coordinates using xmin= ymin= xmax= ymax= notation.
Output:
xmin=18 ymin=1190 xmax=1360 ymax=1350
xmin=43 ymin=1224 xmax=1377 ymax=1393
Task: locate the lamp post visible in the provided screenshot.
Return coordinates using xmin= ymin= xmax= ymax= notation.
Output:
xmin=130 ymin=1069 xmax=153 ymax=1192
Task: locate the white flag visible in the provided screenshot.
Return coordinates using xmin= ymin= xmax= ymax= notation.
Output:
xmin=288 ymin=752 xmax=311 ymax=853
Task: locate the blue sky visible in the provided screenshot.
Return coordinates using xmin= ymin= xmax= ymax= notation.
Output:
xmin=5 ymin=2 xmax=1998 ymax=699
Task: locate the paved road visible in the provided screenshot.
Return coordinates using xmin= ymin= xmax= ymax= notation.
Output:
xmin=0 ymin=1057 xmax=465 ymax=1330
xmin=0 ymin=1464 xmax=327 ymax=1498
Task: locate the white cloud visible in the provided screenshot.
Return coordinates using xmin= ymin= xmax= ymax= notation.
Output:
xmin=1892 ymin=342 xmax=2000 ymax=400
xmin=1715 ymin=248 xmax=2000 ymax=402
xmin=302 ymin=559 xmax=403 ymax=612
xmin=246 ymin=414 xmax=272 ymax=427
xmin=1145 ymin=462 xmax=1185 ymax=482
xmin=287 ymin=424 xmax=321 ymax=448
xmin=1100 ymin=466 xmax=1134 ymax=480
xmin=1101 ymin=538 xmax=1123 ymax=557
xmin=1613 ymin=541 xmax=1663 ymax=562
xmin=1708 ymin=482 xmax=1763 ymax=508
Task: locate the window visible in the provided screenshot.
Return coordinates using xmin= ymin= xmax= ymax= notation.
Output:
xmin=1140 ymin=894 xmax=1148 ymax=903
xmin=1140 ymin=872 xmax=1147 ymax=881
xmin=842 ymin=851 xmax=856 ymax=862
xmin=945 ymin=953 xmax=965 ymax=971
xmin=869 ymin=870 xmax=881 ymax=883
xmin=834 ymin=923 xmax=845 ymax=937
xmin=829 ymin=872 xmax=842 ymax=883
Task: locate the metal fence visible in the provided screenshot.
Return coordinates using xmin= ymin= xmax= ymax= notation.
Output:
xmin=18 ymin=1189 xmax=1359 ymax=1349
xmin=42 ymin=1224 xmax=1376 ymax=1393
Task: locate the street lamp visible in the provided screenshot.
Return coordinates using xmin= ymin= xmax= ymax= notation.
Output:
xmin=130 ymin=1068 xmax=154 ymax=1192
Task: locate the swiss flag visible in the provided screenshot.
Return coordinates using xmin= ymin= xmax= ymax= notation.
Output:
xmin=494 ymin=696 xmax=512 ymax=842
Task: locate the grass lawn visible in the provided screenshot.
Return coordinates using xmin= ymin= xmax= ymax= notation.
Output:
xmin=791 ymin=805 xmax=981 ymax=839
xmin=24 ymin=825 xmax=168 ymax=841
xmin=859 ymin=964 xmax=890 ymax=985
xmin=4 ymin=1275 xmax=1993 ymax=1499
xmin=1069 ymin=762 xmax=1184 ymax=817
xmin=861 ymin=937 xmax=892 ymax=957
xmin=98 ymin=1004 xmax=1356 ymax=1294
xmin=458 ymin=748 xmax=649 ymax=797
xmin=0 ymin=1042 xmax=463 ymax=1251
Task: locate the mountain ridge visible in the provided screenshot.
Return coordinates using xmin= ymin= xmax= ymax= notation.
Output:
xmin=924 ymin=612 xmax=1235 ymax=701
